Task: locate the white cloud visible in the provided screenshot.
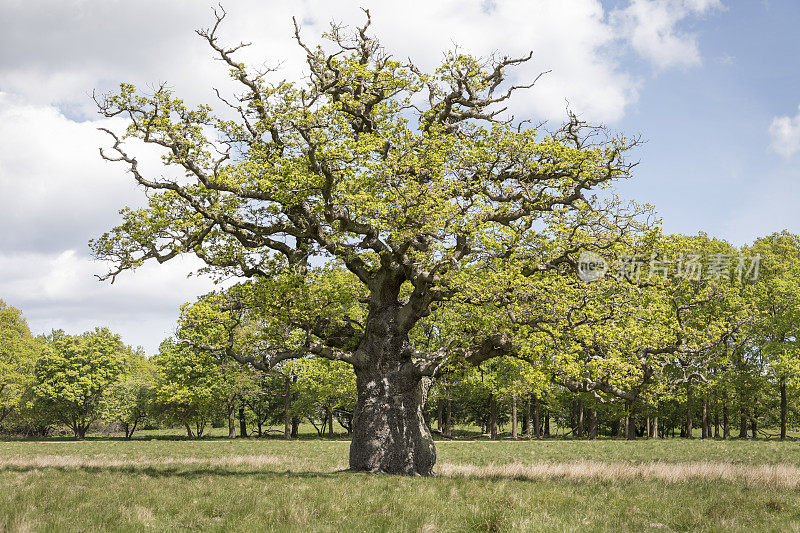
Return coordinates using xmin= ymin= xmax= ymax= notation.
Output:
xmin=611 ymin=0 xmax=723 ymax=69
xmin=0 ymin=1 xmax=723 ymax=352
xmin=0 ymin=249 xmax=221 ymax=354
xmin=769 ymin=105 xmax=800 ymax=158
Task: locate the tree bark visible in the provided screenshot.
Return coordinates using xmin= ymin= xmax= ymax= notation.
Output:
xmin=589 ymin=409 xmax=598 ymax=439
xmin=576 ymin=398 xmax=584 ymax=439
xmin=533 ymin=395 xmax=541 ymax=439
xmin=185 ymin=423 xmax=194 ymax=440
xmin=751 ymin=416 xmax=757 ymax=439
xmin=651 ymin=415 xmax=659 ymax=439
xmin=781 ymin=379 xmax=788 ymax=440
xmin=348 ymin=301 xmax=436 ymax=475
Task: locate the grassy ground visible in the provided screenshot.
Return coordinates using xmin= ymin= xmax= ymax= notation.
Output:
xmin=2 ymin=433 xmax=800 ymax=531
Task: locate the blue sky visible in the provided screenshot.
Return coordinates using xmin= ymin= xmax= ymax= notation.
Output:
xmin=613 ymin=0 xmax=800 ymax=243
xmin=0 ymin=0 xmax=798 ymax=353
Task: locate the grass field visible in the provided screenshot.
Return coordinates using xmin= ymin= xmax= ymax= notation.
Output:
xmin=2 ymin=432 xmax=800 ymax=532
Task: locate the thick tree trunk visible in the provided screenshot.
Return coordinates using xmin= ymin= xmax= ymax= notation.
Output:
xmin=511 ymin=394 xmax=518 ymax=438
xmin=576 ymin=399 xmax=584 ymax=439
xmin=291 ymin=416 xmax=300 ymax=438
xmin=349 ymin=369 xmax=435 ymax=474
xmin=239 ymin=407 xmax=247 ymax=438
xmin=348 ymin=300 xmax=436 ymax=475
xmin=185 ymin=423 xmax=194 ymax=440
xmin=751 ymin=416 xmax=757 ymax=439
xmin=781 ymin=379 xmax=788 ymax=440
xmin=651 ymin=415 xmax=659 ymax=439
xmin=739 ymin=412 xmax=748 ymax=439
xmin=533 ymin=395 xmax=541 ymax=439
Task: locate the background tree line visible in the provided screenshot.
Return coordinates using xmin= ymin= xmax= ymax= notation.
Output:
xmin=1 ymin=229 xmax=798 ymax=441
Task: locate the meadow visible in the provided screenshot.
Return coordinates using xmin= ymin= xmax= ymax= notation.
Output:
xmin=1 ymin=429 xmax=800 ymax=532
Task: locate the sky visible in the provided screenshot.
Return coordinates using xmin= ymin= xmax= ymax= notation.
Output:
xmin=1 ymin=0 xmax=798 ymax=355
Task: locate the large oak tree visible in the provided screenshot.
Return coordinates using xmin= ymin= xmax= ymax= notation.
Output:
xmin=93 ymin=9 xmax=640 ymax=474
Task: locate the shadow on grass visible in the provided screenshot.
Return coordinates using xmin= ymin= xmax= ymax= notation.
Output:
xmin=0 ymin=464 xmax=351 ymax=480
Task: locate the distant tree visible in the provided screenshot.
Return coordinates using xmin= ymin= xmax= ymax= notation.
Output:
xmin=152 ymin=339 xmax=228 ymax=439
xmin=0 ymin=301 xmax=42 ymax=425
xmin=290 ymin=358 xmax=356 ymax=437
xmin=105 ymin=348 xmax=158 ymax=439
xmin=31 ymin=328 xmax=127 ymax=439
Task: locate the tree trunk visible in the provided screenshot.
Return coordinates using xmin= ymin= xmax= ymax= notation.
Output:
xmin=723 ymin=391 xmax=730 ymax=440
xmin=685 ymin=383 xmax=693 ymax=439
xmin=651 ymin=415 xmax=659 ymax=439
xmin=489 ymin=394 xmax=498 ymax=440
xmin=227 ymin=397 xmax=236 ymax=439
xmin=701 ymin=397 xmax=708 ymax=439
xmin=781 ymin=379 xmax=788 ymax=440
xmin=239 ymin=407 xmax=247 ymax=438
xmin=444 ymin=398 xmax=452 ymax=437
xmin=589 ymin=409 xmax=598 ymax=439
xmin=436 ymin=400 xmax=443 ymax=433
xmin=576 ymin=399 xmax=584 ymax=439
xmin=522 ymin=395 xmax=530 ymax=437
xmin=185 ymin=423 xmax=194 ymax=440
xmin=284 ymin=376 xmax=292 ymax=440
xmin=533 ymin=395 xmax=541 ymax=439
xmin=511 ymin=394 xmax=518 ymax=438
xmin=751 ymin=416 xmax=757 ymax=439
xmin=626 ymin=401 xmax=636 ymax=440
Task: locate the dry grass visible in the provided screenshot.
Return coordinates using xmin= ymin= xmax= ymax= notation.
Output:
xmin=0 ymin=453 xmax=347 ymax=472
xmin=436 ymin=460 xmax=800 ymax=488
xmin=3 ymin=453 xmax=800 ymax=489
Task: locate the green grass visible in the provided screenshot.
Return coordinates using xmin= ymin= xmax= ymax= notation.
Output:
xmin=2 ymin=435 xmax=800 ymax=531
